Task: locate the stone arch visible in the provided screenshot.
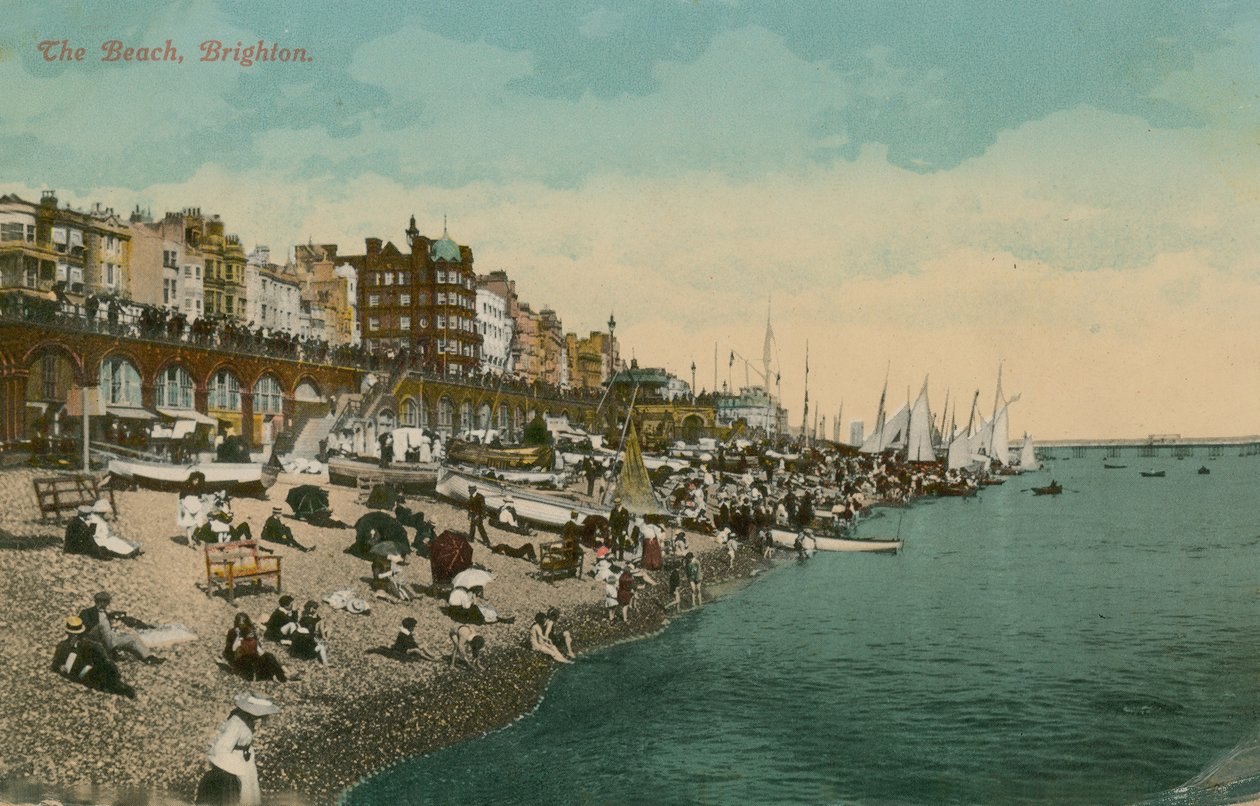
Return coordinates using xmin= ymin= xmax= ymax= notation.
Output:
xmin=23 ymin=341 xmax=85 ymax=386
xmin=24 ymin=348 xmax=79 ymax=439
xmin=293 ymin=376 xmax=322 ymax=402
xmin=207 ymin=367 xmax=242 ymax=412
xmin=681 ymin=414 xmax=705 ymax=442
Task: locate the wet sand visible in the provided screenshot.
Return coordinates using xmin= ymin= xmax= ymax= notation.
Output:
xmin=0 ymin=467 xmax=766 ymax=805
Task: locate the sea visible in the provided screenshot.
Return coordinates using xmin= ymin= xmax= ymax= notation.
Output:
xmin=342 ymin=455 xmax=1260 ymax=806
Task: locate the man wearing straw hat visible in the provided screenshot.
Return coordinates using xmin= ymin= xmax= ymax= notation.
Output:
xmin=260 ymin=507 xmax=313 ymax=552
xmin=196 ymin=692 xmax=279 ymax=806
xmin=51 ymin=615 xmax=135 ymax=698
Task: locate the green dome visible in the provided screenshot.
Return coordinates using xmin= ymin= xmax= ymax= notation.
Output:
xmin=430 ymin=228 xmax=461 ymax=262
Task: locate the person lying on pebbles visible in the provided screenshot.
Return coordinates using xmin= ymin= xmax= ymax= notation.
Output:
xmin=51 ymin=615 xmax=136 ymax=699
xmin=366 ymin=617 xmax=443 ymax=663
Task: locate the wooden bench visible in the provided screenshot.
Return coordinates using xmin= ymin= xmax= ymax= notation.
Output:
xmin=33 ymin=474 xmax=117 ymax=524
xmin=204 ymin=540 xmax=282 ymax=604
xmin=538 ymin=535 xmax=582 ymax=581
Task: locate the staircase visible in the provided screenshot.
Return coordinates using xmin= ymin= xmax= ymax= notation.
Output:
xmin=289 ymin=413 xmax=338 ymax=459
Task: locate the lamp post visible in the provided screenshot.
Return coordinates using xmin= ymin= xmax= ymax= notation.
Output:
xmin=690 ymin=360 xmax=696 ymax=394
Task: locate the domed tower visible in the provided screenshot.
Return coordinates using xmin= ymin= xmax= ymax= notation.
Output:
xmin=423 ymin=218 xmax=480 ymax=376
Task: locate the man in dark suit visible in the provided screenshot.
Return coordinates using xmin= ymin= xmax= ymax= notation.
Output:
xmin=79 ymin=592 xmax=164 ymax=665
xmin=467 ymin=485 xmax=490 ymax=547
xmin=608 ymin=497 xmax=631 ymax=560
xmin=260 ymin=508 xmax=313 ymax=552
xmin=52 ymin=616 xmax=135 ymax=698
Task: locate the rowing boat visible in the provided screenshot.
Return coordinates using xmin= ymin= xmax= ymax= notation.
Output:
xmin=1140 ymin=470 xmax=1166 ymax=478
xmin=1031 ymin=483 xmax=1062 ymax=496
xmin=768 ymin=527 xmax=902 ymax=554
xmin=436 ymin=466 xmax=606 ymax=530
xmin=107 ymin=458 xmax=278 ymax=494
xmin=327 ymin=456 xmax=440 ymax=494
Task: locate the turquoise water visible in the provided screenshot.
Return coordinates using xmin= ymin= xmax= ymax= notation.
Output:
xmin=343 ymin=457 xmax=1260 ymax=805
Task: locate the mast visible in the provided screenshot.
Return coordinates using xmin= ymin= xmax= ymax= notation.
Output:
xmin=873 ymin=363 xmax=889 ymax=451
xmin=801 ymin=340 xmax=810 ymax=444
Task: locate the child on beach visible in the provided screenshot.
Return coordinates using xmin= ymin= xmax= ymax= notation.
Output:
xmin=449 ymin=624 xmax=484 ymax=671
xmin=603 ymin=574 xmax=620 ymax=622
xmin=290 ymin=600 xmax=329 ymax=665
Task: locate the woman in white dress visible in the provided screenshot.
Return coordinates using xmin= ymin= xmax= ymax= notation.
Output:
xmin=196 ymin=692 xmax=279 ymax=806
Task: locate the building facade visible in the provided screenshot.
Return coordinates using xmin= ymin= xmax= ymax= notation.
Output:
xmin=0 ymin=191 xmax=130 ymax=301
xmin=294 ymin=243 xmax=359 ymax=347
xmin=245 ymin=246 xmax=301 ymax=333
xmin=342 ymin=217 xmax=482 ymax=374
xmin=476 ymin=280 xmax=514 ymax=375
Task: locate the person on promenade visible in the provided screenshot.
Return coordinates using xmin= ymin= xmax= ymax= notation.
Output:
xmin=223 ymin=613 xmax=295 ymax=683
xmin=449 ymin=624 xmax=485 ymax=671
xmin=530 ymin=612 xmax=573 ymax=664
xmin=52 ymin=616 xmax=136 ymax=699
xmin=686 ymin=552 xmax=703 ymax=607
xmin=543 ymin=607 xmax=575 ymax=659
xmin=260 ymin=507 xmax=314 ymax=552
xmin=289 ymin=600 xmax=329 ymax=666
xmin=616 ymin=565 xmax=636 ymax=623
xmin=263 ymin=595 xmax=298 ymax=644
xmin=608 ymin=497 xmax=631 ymax=560
xmin=467 ymin=484 xmax=490 ymax=547
xmin=195 ymin=692 xmax=279 ymax=806
xmin=79 ymin=592 xmax=164 ymax=664
xmin=368 ymin=617 xmax=442 ymax=662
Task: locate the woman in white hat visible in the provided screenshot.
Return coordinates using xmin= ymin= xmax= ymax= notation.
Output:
xmin=196 ymin=692 xmax=279 ymax=806
xmin=86 ymin=499 xmax=142 ymax=559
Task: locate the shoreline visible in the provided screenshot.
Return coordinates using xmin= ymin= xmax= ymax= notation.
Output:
xmin=0 ymin=467 xmax=771 ymax=806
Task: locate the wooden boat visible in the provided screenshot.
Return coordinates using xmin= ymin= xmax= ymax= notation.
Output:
xmin=449 ymin=464 xmax=570 ymax=487
xmin=1140 ymin=470 xmax=1166 ymax=478
xmin=327 ymin=455 xmax=440 ymax=494
xmin=933 ymin=483 xmax=978 ymax=498
xmin=768 ymin=527 xmax=901 ymax=554
xmin=446 ymin=440 xmax=553 ymax=470
xmin=1198 ymin=466 xmax=1211 ymax=475
xmin=436 ymin=466 xmax=605 ymax=531
xmin=981 ymin=478 xmax=1006 ymax=486
xmin=1031 ymin=483 xmax=1063 ymax=496
xmin=107 ymin=458 xmax=278 ymax=494
xmin=1103 ymin=463 xmax=1127 ymax=469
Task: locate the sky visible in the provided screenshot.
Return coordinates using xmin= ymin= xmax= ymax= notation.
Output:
xmin=3 ymin=1 xmax=1259 ymax=439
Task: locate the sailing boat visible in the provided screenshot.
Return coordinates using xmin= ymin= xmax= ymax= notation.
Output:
xmin=1018 ymin=433 xmax=1039 ymax=472
xmin=607 ymin=415 xmax=668 ymax=515
xmin=859 ymin=366 xmax=891 ymax=454
xmin=904 ymin=377 xmax=937 ymax=463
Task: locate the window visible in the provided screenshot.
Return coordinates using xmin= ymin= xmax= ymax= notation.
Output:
xmin=225 ymin=296 xmax=234 ymax=314
xmin=99 ymin=358 xmax=141 ymax=406
xmin=400 ymin=316 xmax=411 ymax=330
xmin=156 ymin=365 xmax=194 ymax=409
xmin=437 ymin=315 xmax=446 ymax=329
xmin=401 ymin=398 xmax=419 ymax=426
xmin=0 ymin=222 xmax=22 ymax=241
xmin=436 ymin=270 xmax=446 ymax=284
xmin=368 ymin=294 xmax=380 ymax=307
xmin=383 ymin=272 xmax=393 ymax=286
xmin=195 ymin=265 xmax=201 ymax=279
xmin=208 ymin=370 xmax=241 ymax=410
xmin=163 ymin=250 xmax=178 ymax=269
xmin=398 ymin=272 xmax=409 ymax=285
xmin=438 ymin=397 xmax=453 ymax=429
xmin=460 ymin=402 xmax=473 ymax=431
xmin=41 ymin=354 xmax=58 ymax=400
xmin=253 ymin=375 xmax=283 ymax=414
xmin=437 ymin=292 xmax=446 ymax=305
xmin=399 ymin=293 xmax=410 ymax=307
xmin=369 ymin=318 xmax=380 ymax=331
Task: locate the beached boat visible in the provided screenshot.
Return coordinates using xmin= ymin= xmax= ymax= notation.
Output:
xmin=768 ymin=527 xmax=902 ymax=554
xmin=436 ymin=466 xmax=606 ymax=530
xmin=446 ymin=440 xmax=553 ymax=470
xmin=449 ymin=464 xmax=570 ymax=487
xmin=107 ymin=457 xmax=277 ymax=494
xmin=1031 ymin=482 xmax=1063 ymax=496
xmin=1140 ymin=470 xmax=1166 ymax=478
xmin=327 ymin=455 xmax=440 ymax=494
xmin=1198 ymin=466 xmax=1211 ymax=475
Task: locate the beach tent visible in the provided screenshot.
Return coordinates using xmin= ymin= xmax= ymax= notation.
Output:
xmin=430 ymin=530 xmax=473 ymax=583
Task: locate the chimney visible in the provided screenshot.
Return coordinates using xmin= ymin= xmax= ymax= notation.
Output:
xmin=366 ymin=237 xmax=382 ymax=256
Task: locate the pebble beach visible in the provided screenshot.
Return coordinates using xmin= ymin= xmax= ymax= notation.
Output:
xmin=0 ymin=467 xmax=763 ymax=806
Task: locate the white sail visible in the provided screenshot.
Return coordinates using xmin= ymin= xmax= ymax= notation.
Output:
xmin=859 ymin=373 xmax=890 ymax=454
xmin=991 ymin=403 xmax=1010 ymax=466
xmin=1019 ymin=433 xmax=1038 ymax=471
xmin=970 ymin=416 xmax=992 ymax=464
xmin=947 ymin=430 xmax=973 ymax=470
xmin=905 ymin=379 xmax=936 ymax=462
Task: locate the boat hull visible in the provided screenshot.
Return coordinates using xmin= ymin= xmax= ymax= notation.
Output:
xmin=768 ymin=528 xmax=901 ymax=554
xmin=327 ymin=456 xmax=439 ymax=494
xmin=436 ymin=466 xmax=605 ymax=531
xmin=108 ymin=458 xmax=276 ymax=494
xmin=447 ymin=441 xmax=553 ymax=470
